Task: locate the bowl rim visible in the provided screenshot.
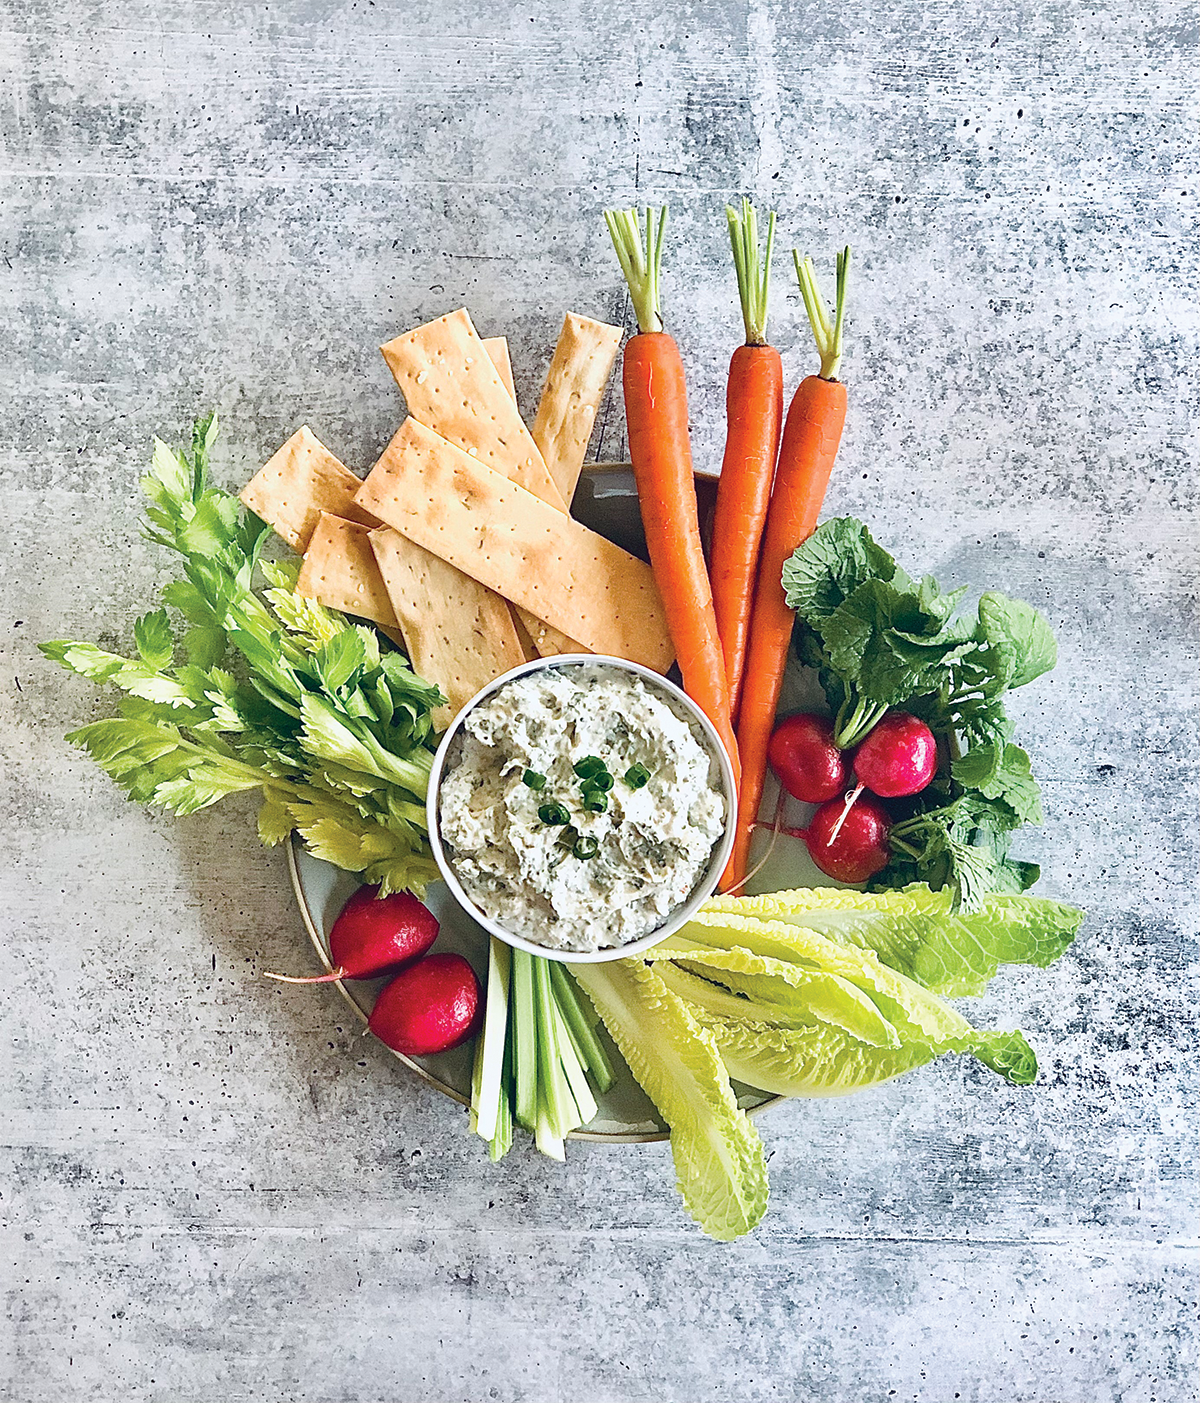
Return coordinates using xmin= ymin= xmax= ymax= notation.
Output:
xmin=425 ymin=653 xmax=738 ymax=964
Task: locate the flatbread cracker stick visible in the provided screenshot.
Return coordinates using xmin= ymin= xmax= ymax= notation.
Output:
xmin=532 ymin=313 xmax=623 ymax=505
xmin=370 ymin=527 xmax=526 ymax=728
xmin=240 ymin=433 xmax=403 ymax=647
xmin=388 ymin=320 xmax=539 ymax=663
xmin=355 ymin=419 xmax=674 ymax=673
xmin=381 ymin=308 xmax=566 ymax=512
xmin=239 ymin=425 xmax=377 ymax=552
xmin=473 ymin=324 xmax=587 ymax=658
xmin=477 ymin=321 xmax=589 ymax=657
xmin=481 ymin=336 xmax=517 ymax=404
xmin=296 ymin=514 xmax=405 ymax=646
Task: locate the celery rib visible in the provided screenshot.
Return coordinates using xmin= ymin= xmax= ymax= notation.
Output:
xmin=555 ymin=964 xmax=617 ymax=1093
xmin=512 ymin=949 xmax=538 ymax=1130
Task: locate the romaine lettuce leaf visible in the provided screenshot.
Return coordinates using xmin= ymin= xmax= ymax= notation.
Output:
xmin=671 ymin=895 xmax=1045 ymax=1094
xmin=694 ymin=1007 xmax=1036 ymax=1095
xmin=700 ymin=885 xmax=1081 ymax=997
xmin=971 ymin=1030 xmax=1038 ymax=1084
xmin=700 ymin=1016 xmax=939 ymax=1098
xmin=570 ymin=960 xmax=768 ymax=1243
xmin=648 ymin=940 xmax=901 ymax=1049
xmin=678 ymin=910 xmax=977 ymax=1050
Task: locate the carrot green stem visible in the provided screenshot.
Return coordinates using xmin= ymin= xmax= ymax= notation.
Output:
xmin=726 ymin=198 xmax=776 ymax=345
xmin=793 ymin=244 xmax=851 ymax=380
xmin=604 ymin=205 xmax=668 ymax=334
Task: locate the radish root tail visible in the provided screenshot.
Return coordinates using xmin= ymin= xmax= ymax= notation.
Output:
xmin=263 ymin=968 xmax=347 ymax=985
xmin=825 ymin=783 xmax=864 ymax=846
xmin=724 ymin=789 xmax=787 ymax=895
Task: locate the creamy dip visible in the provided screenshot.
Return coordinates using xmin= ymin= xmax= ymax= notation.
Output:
xmin=437 ymin=665 xmax=727 ymax=952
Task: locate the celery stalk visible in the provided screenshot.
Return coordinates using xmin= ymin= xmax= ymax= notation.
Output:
xmin=534 ymin=1078 xmax=565 ymax=1160
xmin=488 ymin=1020 xmax=514 ymax=1162
xmin=469 ymin=1019 xmax=485 ymax=1135
xmin=512 ymin=949 xmax=538 ymax=1130
xmin=558 ymin=1005 xmax=592 ymax=1081
xmin=533 ymin=955 xmax=577 ymax=1141
xmin=473 ymin=936 xmax=511 ymax=1144
xmin=552 ymin=992 xmax=598 ymax=1127
xmin=555 ymin=964 xmax=617 ymax=1093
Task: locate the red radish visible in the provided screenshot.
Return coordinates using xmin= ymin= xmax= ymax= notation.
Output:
xmin=853 ymin=712 xmax=937 ymax=798
xmin=768 ymin=713 xmax=848 ymax=803
xmin=369 ymin=953 xmax=482 ymax=1056
xmin=805 ymin=793 xmax=892 ymax=881
xmin=758 ymin=792 xmax=892 ymax=883
xmin=817 ymin=711 xmax=938 ymax=850
xmin=265 ymin=885 xmax=439 ymax=985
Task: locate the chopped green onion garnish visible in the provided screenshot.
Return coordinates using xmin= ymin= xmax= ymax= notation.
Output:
xmin=573 ymin=835 xmax=599 ymax=860
xmin=523 ymin=769 xmax=547 ymax=790
xmin=538 ymin=802 xmax=570 ymax=826
xmin=583 ymin=792 xmax=608 ymax=814
xmin=573 ymin=755 xmax=607 ymax=780
xmin=624 ymin=763 xmax=651 ymax=789
xmin=548 ymin=825 xmax=578 ymax=868
xmin=587 ymin=771 xmax=614 ymax=793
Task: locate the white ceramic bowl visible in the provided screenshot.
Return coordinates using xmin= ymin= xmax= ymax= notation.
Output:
xmin=426 ymin=654 xmax=738 ymax=964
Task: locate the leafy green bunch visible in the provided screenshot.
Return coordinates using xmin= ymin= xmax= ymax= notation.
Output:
xmin=41 ymin=416 xmax=445 ymax=895
xmin=781 ymin=518 xmax=1058 ymax=905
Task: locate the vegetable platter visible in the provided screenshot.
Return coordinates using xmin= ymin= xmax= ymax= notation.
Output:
xmin=42 ymin=201 xmax=1084 ymax=1242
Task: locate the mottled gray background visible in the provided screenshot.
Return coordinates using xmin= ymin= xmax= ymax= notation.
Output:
xmin=1 ymin=1 xmax=1196 ymax=1400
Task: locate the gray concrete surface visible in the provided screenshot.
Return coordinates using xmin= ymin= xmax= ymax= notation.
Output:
xmin=1 ymin=2 xmax=1196 ymax=1400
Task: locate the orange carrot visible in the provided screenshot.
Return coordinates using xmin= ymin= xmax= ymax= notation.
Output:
xmin=604 ymin=205 xmax=740 ymax=784
xmin=723 ymin=247 xmax=850 ymax=890
xmin=710 ymin=199 xmax=783 ymax=716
